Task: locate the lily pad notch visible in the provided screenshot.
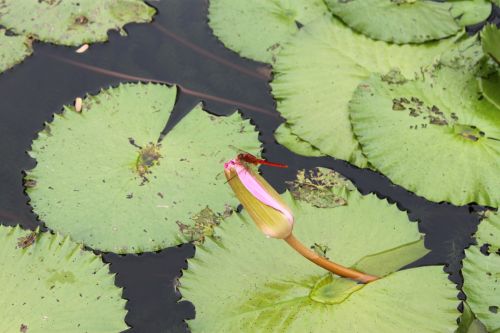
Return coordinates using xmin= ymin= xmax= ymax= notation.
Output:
xmin=26 ymin=82 xmax=262 ymax=253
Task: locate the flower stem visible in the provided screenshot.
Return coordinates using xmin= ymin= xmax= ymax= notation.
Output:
xmin=284 ymin=233 xmax=378 ymax=283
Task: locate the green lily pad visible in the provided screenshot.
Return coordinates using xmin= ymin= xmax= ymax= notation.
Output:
xmin=481 ymin=24 xmax=500 ymax=64
xmin=457 ymin=303 xmax=488 ymax=333
xmin=180 ymin=169 xmax=459 ymax=332
xmin=463 ymin=320 xmax=488 ymax=333
xmin=0 ymin=0 xmax=155 ymax=46
xmin=475 ymin=211 xmax=500 ymax=253
xmin=271 ymin=16 xmax=461 ymax=167
xmin=208 ymin=0 xmax=329 ymax=64
xmin=26 ymin=83 xmax=261 ymax=253
xmin=461 ymin=211 xmax=500 ymax=332
xmin=325 ymin=0 xmax=461 ymax=44
xmin=349 ymin=58 xmax=500 ymax=207
xmin=0 ymin=29 xmax=32 ymax=73
xmin=449 ymin=1 xmax=492 ymax=27
xmin=0 ymin=225 xmax=127 ymax=332
xmin=479 ymin=69 xmax=500 ymax=110
xmin=462 ymin=245 xmax=500 ymax=333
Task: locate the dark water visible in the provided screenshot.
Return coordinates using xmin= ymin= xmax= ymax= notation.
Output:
xmin=0 ymin=1 xmax=498 ymax=332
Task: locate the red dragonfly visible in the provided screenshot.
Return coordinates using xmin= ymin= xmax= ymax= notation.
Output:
xmin=236 ymin=153 xmax=288 ymax=168
xmin=220 ymin=148 xmax=288 ymax=183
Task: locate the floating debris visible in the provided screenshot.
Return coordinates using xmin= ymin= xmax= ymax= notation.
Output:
xmin=75 ymin=44 xmax=89 ymax=53
xmin=74 ymin=97 xmax=83 ymax=112
xmin=17 ymin=231 xmax=37 ymax=249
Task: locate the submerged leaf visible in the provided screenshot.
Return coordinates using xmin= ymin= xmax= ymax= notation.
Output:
xmin=0 ymin=0 xmax=155 ymax=46
xmin=180 ymin=170 xmax=459 ymax=332
xmin=208 ymin=0 xmax=329 ymax=63
xmin=0 ymin=226 xmax=127 ymax=332
xmin=326 ymin=0 xmax=462 ymax=43
xmin=272 ymin=16 xmax=461 ymax=166
xmin=26 ymin=83 xmax=261 ymax=253
xmin=349 ymin=57 xmax=500 ymax=207
xmin=0 ymin=29 xmax=32 ymax=73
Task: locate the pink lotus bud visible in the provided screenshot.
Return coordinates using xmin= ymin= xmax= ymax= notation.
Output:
xmin=224 ymin=159 xmax=294 ymax=239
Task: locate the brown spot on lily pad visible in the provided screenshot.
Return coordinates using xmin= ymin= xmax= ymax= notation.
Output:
xmin=392 ymin=96 xmax=451 ymax=127
xmin=287 ymin=168 xmax=354 ymax=208
xmin=381 ymin=69 xmax=407 ymax=85
xmin=74 ymin=15 xmax=89 ymax=25
xmin=392 ymin=98 xmax=406 ymax=111
xmin=135 ymin=143 xmax=162 ymax=178
xmin=177 ymin=207 xmax=226 ymax=245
